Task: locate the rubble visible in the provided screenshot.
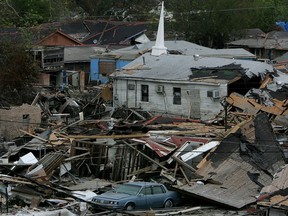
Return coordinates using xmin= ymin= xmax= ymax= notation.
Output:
xmin=0 ymin=79 xmax=287 ymax=215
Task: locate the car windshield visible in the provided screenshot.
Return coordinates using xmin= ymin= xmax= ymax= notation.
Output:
xmin=114 ymin=184 xmax=141 ymax=195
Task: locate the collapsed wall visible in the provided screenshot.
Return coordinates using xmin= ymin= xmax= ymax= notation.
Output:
xmin=0 ymin=104 xmax=41 ymax=141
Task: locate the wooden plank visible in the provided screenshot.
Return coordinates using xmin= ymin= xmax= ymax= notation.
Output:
xmin=127 ymin=162 xmax=167 ymax=177
xmin=171 ymin=156 xmax=204 ymax=179
xmin=128 ymin=109 xmax=146 ymax=120
xmin=65 ymin=133 xmax=149 ymax=139
xmin=160 ymin=170 xmax=183 ymax=186
xmin=179 ymin=166 xmax=191 ymax=185
xmin=123 ymin=141 xmax=168 ymax=171
xmin=19 ymin=129 xmax=48 ymax=142
xmin=65 ymin=152 xmax=90 ymax=161
xmin=31 ymin=92 xmax=40 ymax=106
xmin=60 ymin=119 xmax=83 ymax=131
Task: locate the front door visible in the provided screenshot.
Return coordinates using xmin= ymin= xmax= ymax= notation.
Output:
xmin=127 ymin=81 xmax=137 ymax=108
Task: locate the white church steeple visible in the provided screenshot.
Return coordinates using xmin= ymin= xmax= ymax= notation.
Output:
xmin=151 ymin=1 xmax=167 ymax=56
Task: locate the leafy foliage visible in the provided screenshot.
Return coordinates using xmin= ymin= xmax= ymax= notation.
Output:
xmin=166 ymin=0 xmax=288 ymax=48
xmin=0 ymin=40 xmax=38 ymax=104
xmin=1 ymin=0 xmax=288 ymax=47
xmin=0 ymin=0 xmax=82 ymax=27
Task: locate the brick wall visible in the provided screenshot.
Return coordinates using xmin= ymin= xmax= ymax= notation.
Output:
xmin=0 ymin=104 xmax=42 ymax=141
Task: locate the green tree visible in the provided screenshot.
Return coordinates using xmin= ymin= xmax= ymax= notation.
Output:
xmin=0 ymin=40 xmax=38 ymax=104
xmin=76 ymin=0 xmax=114 ymax=18
xmin=166 ymin=0 xmax=288 ymax=48
xmin=9 ymin=0 xmax=51 ymax=26
xmin=76 ymin=0 xmax=157 ymax=20
xmin=0 ymin=0 xmax=82 ymax=27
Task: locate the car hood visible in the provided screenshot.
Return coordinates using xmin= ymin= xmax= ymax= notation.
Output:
xmin=97 ymin=192 xmax=131 ymax=200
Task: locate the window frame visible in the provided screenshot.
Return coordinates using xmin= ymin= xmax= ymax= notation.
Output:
xmin=173 ymin=87 xmax=181 ymax=105
xmin=141 ymin=84 xmax=149 ymax=102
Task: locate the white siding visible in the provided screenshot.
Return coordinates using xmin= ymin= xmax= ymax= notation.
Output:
xmin=113 ymin=79 xmax=227 ymax=120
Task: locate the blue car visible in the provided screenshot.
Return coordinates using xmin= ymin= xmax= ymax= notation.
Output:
xmin=92 ymin=181 xmax=181 ymax=211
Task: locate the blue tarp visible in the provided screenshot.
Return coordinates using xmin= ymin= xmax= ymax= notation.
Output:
xmin=276 ymin=21 xmax=288 ymax=31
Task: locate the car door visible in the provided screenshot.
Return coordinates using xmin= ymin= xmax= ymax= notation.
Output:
xmin=148 ymin=185 xmax=167 ymax=208
xmin=136 ymin=186 xmax=151 ymax=209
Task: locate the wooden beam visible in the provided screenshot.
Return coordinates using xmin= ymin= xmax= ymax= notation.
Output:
xmin=60 ymin=119 xmax=83 ymax=131
xmin=65 ymin=152 xmax=90 ymax=161
xmin=179 ymin=166 xmax=191 ymax=185
xmin=31 ymin=92 xmax=40 ymax=106
xmin=19 ymin=129 xmax=48 ymax=142
xmin=75 ymin=140 xmax=114 ymax=147
xmin=171 ymin=156 xmax=203 ymax=179
xmin=64 ymin=133 xmax=149 ymax=139
xmin=123 ymin=141 xmax=168 ymax=171
xmin=127 ymin=161 xmax=167 ymax=177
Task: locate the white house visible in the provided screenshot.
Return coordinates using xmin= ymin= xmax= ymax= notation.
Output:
xmin=111 ymin=2 xmax=275 ymax=120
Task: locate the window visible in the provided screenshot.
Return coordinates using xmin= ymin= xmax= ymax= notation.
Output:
xmin=23 ymin=114 xmax=30 ymax=126
xmin=115 ymin=184 xmax=141 ymax=195
xmin=173 ymin=87 xmax=181 ymax=105
xmin=141 ymin=186 xmax=152 ymax=195
xmin=152 ymin=186 xmax=165 ymax=194
xmin=141 ymin=85 xmax=149 ymax=102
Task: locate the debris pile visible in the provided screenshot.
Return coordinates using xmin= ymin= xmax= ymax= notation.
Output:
xmin=0 ymin=83 xmax=287 ymax=215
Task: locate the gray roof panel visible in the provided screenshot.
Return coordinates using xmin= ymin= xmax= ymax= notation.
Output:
xmin=114 ymin=53 xmax=273 ymax=82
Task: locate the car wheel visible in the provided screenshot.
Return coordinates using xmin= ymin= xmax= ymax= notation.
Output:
xmin=164 ymin=199 xmax=173 ymax=208
xmin=125 ymin=203 xmax=135 ymax=211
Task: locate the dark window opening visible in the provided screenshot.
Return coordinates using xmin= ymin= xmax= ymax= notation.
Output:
xmin=141 ymin=85 xmax=149 ymax=102
xmin=173 ymin=87 xmax=181 ymax=105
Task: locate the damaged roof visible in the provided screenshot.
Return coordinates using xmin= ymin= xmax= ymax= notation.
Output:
xmin=227 ymin=31 xmax=288 ymax=50
xmin=64 ymin=46 xmax=105 ymax=62
xmin=82 ymin=21 xmax=147 ymax=45
xmin=114 ymin=53 xmax=274 ymax=83
xmin=174 ymin=113 xmax=286 ymax=209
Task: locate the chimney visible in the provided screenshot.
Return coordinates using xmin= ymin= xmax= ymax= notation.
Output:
xmin=151 ymin=1 xmax=167 ymax=56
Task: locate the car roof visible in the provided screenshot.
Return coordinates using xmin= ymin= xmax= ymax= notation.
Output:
xmin=123 ymin=181 xmax=162 ymax=187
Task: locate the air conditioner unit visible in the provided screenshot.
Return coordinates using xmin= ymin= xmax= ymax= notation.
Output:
xmin=213 ymin=90 xmax=220 ymax=98
xmin=156 ymin=85 xmax=164 ymax=93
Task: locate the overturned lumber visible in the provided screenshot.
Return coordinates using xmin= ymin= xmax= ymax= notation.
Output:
xmin=127 ymin=161 xmax=167 ymax=177
xmin=171 ymin=156 xmax=202 ymax=179
xmin=65 ymin=152 xmax=90 ymax=161
xmin=123 ymin=141 xmax=168 ymax=171
xmin=19 ymin=129 xmax=48 ymax=142
xmin=160 ymin=170 xmax=183 ymax=186
xmin=66 ymin=134 xmax=149 ymax=139
xmin=171 ymin=155 xmax=197 ymax=172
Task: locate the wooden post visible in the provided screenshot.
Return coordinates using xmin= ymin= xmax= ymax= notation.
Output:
xmin=79 ymin=71 xmax=85 ymax=92
xmin=123 ymin=141 xmax=168 ymax=171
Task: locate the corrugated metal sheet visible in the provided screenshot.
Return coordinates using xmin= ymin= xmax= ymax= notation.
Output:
xmin=96 ymin=40 xmax=254 ymax=61
xmin=228 ymin=31 xmax=288 ymax=50
xmin=132 ymin=136 xmax=210 ymax=157
xmin=115 ymin=53 xmax=273 ymax=81
xmin=64 ymin=46 xmax=105 ymax=62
